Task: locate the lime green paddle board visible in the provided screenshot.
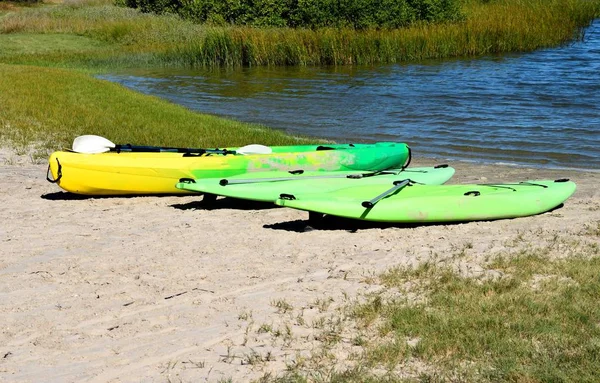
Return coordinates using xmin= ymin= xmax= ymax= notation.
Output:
xmin=176 ymin=165 xmax=455 ymax=202
xmin=274 ymin=179 xmax=576 ymax=223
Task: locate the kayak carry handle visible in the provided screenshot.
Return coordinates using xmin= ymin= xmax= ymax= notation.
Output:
xmin=46 ymin=158 xmax=62 ymax=183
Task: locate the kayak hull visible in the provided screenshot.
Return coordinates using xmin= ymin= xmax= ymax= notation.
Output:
xmin=47 ymin=142 xmax=410 ymax=195
xmin=176 ymin=166 xmax=455 ymax=202
xmin=275 ymin=179 xmax=576 ymax=223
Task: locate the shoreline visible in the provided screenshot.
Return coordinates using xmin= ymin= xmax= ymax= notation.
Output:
xmin=417 ymin=156 xmax=600 ymax=174
xmin=1 ymin=149 xmax=599 ymax=381
xmin=4 ymin=144 xmax=598 ymax=174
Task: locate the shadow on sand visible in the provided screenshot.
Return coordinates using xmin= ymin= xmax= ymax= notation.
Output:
xmin=263 ymin=203 xmax=566 ymax=232
xmin=172 ymin=195 xmax=278 ymax=211
xmin=264 ymin=214 xmax=431 ymax=233
xmin=41 ymin=191 xmax=190 ymax=201
xmin=41 ymin=191 xmax=95 ymax=201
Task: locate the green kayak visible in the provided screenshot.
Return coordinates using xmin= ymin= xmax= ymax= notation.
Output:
xmin=176 ymin=165 xmax=455 ymax=202
xmin=275 ymin=179 xmax=576 ymax=223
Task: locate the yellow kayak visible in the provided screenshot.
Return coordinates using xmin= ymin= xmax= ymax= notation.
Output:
xmin=47 ymin=142 xmax=411 ymax=196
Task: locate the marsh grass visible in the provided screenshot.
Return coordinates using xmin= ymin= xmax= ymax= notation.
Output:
xmin=0 ymin=63 xmax=313 ymax=152
xmin=0 ymin=4 xmax=317 ymax=151
xmin=1 ymin=0 xmax=598 ymax=68
xmin=184 ymin=0 xmax=598 ymax=66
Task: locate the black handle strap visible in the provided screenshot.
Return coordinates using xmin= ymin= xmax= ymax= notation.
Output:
xmin=46 ymin=158 xmax=62 ymax=183
xmin=401 ymin=146 xmax=412 ymax=171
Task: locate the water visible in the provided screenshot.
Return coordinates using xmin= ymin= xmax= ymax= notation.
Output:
xmin=101 ymin=20 xmax=600 ymax=170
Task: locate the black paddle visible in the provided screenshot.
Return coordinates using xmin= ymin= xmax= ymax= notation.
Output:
xmin=71 ymin=135 xmax=272 ymax=155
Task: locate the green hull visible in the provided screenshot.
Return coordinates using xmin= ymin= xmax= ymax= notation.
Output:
xmin=188 ymin=142 xmax=410 ymax=178
xmin=176 ymin=165 xmax=455 ymax=202
xmin=275 ymin=179 xmax=576 ymax=223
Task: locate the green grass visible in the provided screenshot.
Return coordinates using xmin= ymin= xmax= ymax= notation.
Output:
xmin=1 ymin=0 xmax=598 ymax=68
xmin=0 ymin=63 xmax=315 ymax=159
xmin=343 ymin=253 xmax=600 ymax=380
xmin=169 ymin=0 xmax=600 ymax=66
xmin=0 ymin=2 xmax=207 ymax=68
xmin=0 ymin=33 xmax=108 ymax=57
xmin=371 ymin=261 xmax=600 ymax=381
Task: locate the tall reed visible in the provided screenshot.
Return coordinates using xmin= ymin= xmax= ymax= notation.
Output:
xmin=166 ymin=0 xmax=600 ymax=66
xmin=0 ymin=0 xmax=598 ymax=68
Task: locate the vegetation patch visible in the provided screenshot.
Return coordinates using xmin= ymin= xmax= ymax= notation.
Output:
xmin=340 ymin=248 xmax=600 ymax=381
xmin=362 ymin=259 xmax=600 ymax=380
xmin=0 ymin=33 xmax=108 ymax=57
xmin=167 ymin=0 xmax=600 ymax=66
xmin=1 ymin=0 xmax=598 ymax=68
xmin=117 ymin=0 xmax=464 ymax=29
xmin=0 ymin=63 xmax=315 ymax=155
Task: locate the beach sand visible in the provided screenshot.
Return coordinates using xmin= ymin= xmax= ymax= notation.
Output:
xmin=1 ymin=148 xmax=599 ymax=382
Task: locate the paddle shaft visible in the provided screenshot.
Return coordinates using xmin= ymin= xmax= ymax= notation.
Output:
xmin=112 ymin=144 xmax=234 ymax=155
xmin=71 ymin=135 xmax=272 ymax=155
xmin=362 ymin=179 xmax=411 ymax=208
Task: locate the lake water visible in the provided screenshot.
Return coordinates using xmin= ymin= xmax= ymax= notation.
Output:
xmin=101 ymin=20 xmax=600 ymax=170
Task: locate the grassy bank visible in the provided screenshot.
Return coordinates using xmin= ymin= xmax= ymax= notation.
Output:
xmin=0 ymin=63 xmax=312 ymax=160
xmin=0 ymin=2 xmax=321 ymax=156
xmin=0 ymin=0 xmax=598 ymax=68
xmin=170 ymin=0 xmax=600 ymax=66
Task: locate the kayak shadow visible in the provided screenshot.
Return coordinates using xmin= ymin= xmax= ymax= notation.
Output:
xmin=41 ymin=192 xmax=188 ymax=200
xmin=264 ymin=214 xmax=433 ymax=232
xmin=265 ymin=204 xmax=567 ymax=232
xmin=41 ymin=191 xmax=97 ymax=200
xmin=172 ymin=196 xmax=278 ymax=211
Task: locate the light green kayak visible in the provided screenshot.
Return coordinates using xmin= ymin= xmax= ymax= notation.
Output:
xmin=175 ymin=165 xmax=455 ymax=202
xmin=275 ymin=179 xmax=576 ymax=223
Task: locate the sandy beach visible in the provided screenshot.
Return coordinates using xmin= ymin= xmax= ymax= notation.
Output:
xmin=1 ymin=147 xmax=599 ymax=382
